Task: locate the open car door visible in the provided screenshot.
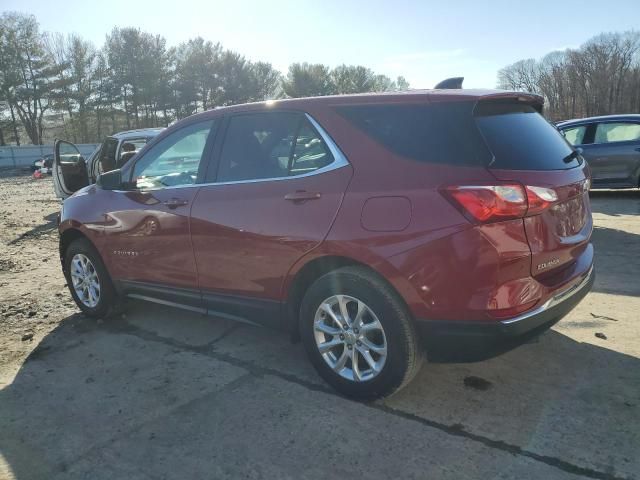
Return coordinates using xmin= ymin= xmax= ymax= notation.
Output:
xmin=53 ymin=140 xmax=89 ymax=200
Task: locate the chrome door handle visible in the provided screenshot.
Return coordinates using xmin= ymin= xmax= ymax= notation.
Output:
xmin=163 ymin=198 xmax=188 ymax=209
xmin=284 ymin=191 xmax=321 ymax=202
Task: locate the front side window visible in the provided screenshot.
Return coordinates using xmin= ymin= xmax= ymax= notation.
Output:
xmin=562 ymin=125 xmax=588 ymax=146
xmin=594 ymin=122 xmax=640 ymax=144
xmin=215 ymin=112 xmax=334 ymax=182
xmin=132 ymin=120 xmax=215 ymax=189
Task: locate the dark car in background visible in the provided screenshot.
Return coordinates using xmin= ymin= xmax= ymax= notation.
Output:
xmin=53 ymin=127 xmax=164 ymax=199
xmin=557 ymin=114 xmax=640 ymax=189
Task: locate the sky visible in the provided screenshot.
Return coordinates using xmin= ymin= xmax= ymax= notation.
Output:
xmin=3 ymin=0 xmax=640 ymax=89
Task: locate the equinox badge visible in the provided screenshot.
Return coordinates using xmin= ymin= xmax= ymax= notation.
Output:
xmin=537 ymin=258 xmax=560 ymax=270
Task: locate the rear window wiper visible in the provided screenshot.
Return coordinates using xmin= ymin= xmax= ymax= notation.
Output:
xmin=562 ymin=148 xmax=583 ymax=164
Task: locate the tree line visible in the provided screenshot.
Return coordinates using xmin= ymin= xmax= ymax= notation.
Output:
xmin=498 ymin=31 xmax=640 ymax=121
xmin=0 ymin=11 xmax=409 ymax=145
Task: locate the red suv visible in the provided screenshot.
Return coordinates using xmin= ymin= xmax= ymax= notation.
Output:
xmin=56 ymin=89 xmax=594 ymax=398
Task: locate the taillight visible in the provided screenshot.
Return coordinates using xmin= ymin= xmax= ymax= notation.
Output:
xmin=443 ymin=184 xmax=558 ymax=223
xmin=526 ymin=186 xmax=558 ymax=215
xmin=443 ymin=184 xmax=527 ymax=223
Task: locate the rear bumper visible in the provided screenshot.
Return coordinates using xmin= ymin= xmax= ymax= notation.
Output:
xmin=417 ymin=265 xmax=595 ymax=361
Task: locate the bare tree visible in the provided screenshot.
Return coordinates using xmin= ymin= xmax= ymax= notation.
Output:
xmin=498 ymin=31 xmax=640 ymax=121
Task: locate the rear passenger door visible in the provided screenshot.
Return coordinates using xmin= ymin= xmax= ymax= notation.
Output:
xmin=585 ymin=121 xmax=640 ymax=186
xmin=190 ymin=111 xmax=352 ymax=327
xmin=560 ymin=123 xmax=605 ymax=183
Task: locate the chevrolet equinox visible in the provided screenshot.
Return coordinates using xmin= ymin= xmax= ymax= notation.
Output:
xmin=55 ymin=89 xmax=595 ymax=399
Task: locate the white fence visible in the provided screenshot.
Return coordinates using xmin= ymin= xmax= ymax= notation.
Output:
xmin=0 ymin=144 xmax=99 ymax=169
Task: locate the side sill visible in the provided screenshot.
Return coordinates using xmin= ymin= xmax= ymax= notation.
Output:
xmin=126 ymin=293 xmax=263 ymax=327
xmin=119 ymin=280 xmax=284 ymax=329
xmin=127 ymin=293 xmax=206 ymax=314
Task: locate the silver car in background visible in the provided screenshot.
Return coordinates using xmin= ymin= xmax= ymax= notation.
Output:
xmin=53 ymin=127 xmax=164 ymax=200
xmin=557 ymin=114 xmax=640 ymax=189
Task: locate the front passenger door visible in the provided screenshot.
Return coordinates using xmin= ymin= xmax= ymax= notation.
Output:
xmin=102 ymin=120 xmax=217 ymax=305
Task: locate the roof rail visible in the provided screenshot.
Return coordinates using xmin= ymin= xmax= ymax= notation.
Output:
xmin=434 ymin=77 xmax=464 ymax=89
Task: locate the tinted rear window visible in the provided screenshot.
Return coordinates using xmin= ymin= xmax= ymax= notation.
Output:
xmin=336 ymin=103 xmax=491 ymax=166
xmin=475 ymin=103 xmax=579 ymax=170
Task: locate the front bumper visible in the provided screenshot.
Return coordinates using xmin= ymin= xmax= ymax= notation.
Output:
xmin=417 ymin=265 xmax=595 ymax=361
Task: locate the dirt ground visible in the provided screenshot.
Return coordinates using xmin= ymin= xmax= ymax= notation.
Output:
xmin=0 ymin=172 xmax=638 ymax=480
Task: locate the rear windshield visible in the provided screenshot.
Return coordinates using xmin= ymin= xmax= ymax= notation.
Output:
xmin=474 ymin=102 xmax=579 ymax=170
xmin=335 ymin=103 xmax=491 ymax=166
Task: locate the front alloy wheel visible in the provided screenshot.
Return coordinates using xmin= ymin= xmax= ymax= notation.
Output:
xmin=70 ymin=253 xmax=101 ymax=308
xmin=63 ymin=237 xmax=119 ymax=318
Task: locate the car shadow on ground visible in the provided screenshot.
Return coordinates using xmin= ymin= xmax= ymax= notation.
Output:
xmin=0 ymin=303 xmax=638 ymax=479
xmin=590 ymin=225 xmax=640 ymax=297
xmin=589 ymin=189 xmax=640 ymax=216
xmin=7 ymin=212 xmax=58 ymax=246
xmin=586 ymin=190 xmax=640 ymax=298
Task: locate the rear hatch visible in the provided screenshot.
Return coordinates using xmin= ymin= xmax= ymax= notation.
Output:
xmin=474 ymin=98 xmax=592 ymax=280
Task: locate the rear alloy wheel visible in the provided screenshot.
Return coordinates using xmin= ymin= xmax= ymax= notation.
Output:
xmin=314 ymin=295 xmax=387 ymax=382
xmin=300 ymin=266 xmax=422 ymax=399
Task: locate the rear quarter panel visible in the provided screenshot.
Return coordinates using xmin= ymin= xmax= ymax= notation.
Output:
xmin=292 ymin=104 xmax=507 ymax=320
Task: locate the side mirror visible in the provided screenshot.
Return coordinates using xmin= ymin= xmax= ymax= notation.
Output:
xmin=97 ymin=169 xmax=124 ymax=191
xmin=575 ymin=147 xmax=584 ymax=155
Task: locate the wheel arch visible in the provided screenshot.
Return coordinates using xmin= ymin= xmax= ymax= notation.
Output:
xmin=284 ymin=254 xmax=417 ymax=340
xmin=59 ymin=227 xmax=105 ymax=276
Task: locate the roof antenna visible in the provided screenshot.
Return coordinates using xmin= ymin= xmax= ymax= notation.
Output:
xmin=434 ymin=77 xmax=464 ymax=89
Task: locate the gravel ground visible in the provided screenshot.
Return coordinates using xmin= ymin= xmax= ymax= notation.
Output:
xmin=0 ymin=172 xmax=638 ymax=480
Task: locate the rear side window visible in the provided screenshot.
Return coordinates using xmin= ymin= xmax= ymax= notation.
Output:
xmin=215 ymin=112 xmax=334 ymax=182
xmin=594 ymin=122 xmax=640 ymax=143
xmin=335 ymin=103 xmax=490 ymax=166
xmin=291 ymin=121 xmax=333 ymax=174
xmin=475 ymin=103 xmax=579 ymax=170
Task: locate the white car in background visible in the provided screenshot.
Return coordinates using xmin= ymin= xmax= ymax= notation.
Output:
xmin=53 ymin=127 xmax=164 ymax=200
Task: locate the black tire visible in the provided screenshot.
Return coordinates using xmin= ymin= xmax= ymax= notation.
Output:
xmin=63 ymin=237 xmax=120 ymax=318
xmin=300 ymin=266 xmax=422 ymax=399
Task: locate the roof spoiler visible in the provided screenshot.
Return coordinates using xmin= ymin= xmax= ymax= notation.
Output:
xmin=434 ymin=77 xmax=464 ymax=89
